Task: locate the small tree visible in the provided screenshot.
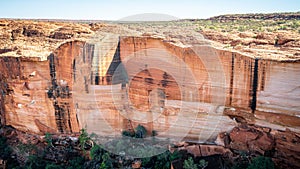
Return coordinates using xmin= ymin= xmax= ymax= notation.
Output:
xmin=79 ymin=128 xmax=90 ymax=150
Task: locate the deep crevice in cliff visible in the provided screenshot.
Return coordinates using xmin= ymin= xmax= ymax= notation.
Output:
xmin=229 ymin=53 xmax=235 ymax=105
xmin=251 ymin=58 xmax=259 ymax=113
xmin=260 ymin=61 xmax=266 ymax=91
xmin=48 ymin=53 xmax=72 ymax=133
xmin=105 ymin=41 xmax=121 ymax=84
xmin=73 ymin=59 xmax=76 ymax=82
xmin=53 ymin=101 xmax=72 ymax=133
xmin=104 ymin=41 xmax=128 ymax=85
xmin=0 ymin=74 xmax=6 ymax=127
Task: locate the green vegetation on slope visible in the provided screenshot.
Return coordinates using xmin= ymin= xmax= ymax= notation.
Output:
xmin=194 ymin=19 xmax=300 ymax=33
xmin=0 ymin=125 xmax=277 ymax=169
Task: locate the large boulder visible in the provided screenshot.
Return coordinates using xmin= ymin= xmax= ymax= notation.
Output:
xmin=229 ymin=126 xmax=274 ymax=154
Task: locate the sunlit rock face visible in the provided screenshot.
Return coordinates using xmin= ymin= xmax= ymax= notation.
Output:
xmin=0 ymin=41 xmax=85 ymax=134
xmin=0 ymin=57 xmax=55 ymax=133
xmin=0 ymin=36 xmax=299 ymax=141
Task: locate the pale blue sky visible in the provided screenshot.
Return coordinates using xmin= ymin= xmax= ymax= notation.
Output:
xmin=0 ymin=0 xmax=299 ymax=20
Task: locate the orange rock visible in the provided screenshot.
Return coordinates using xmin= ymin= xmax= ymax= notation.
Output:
xmin=132 ymin=160 xmax=141 ymax=169
xmin=199 ymin=145 xmax=232 ymax=157
xmin=274 ymin=130 xmax=300 ymax=169
xmin=186 ymin=145 xmax=201 ymax=157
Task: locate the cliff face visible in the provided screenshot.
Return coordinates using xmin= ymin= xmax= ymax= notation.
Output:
xmin=0 ymin=57 xmax=54 ymax=133
xmin=1 ymin=36 xmax=299 ymax=135
xmin=116 ymin=37 xmax=300 ymax=147
xmin=120 ymin=36 xmax=300 ymax=118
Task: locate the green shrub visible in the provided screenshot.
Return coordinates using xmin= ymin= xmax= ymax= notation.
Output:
xmin=199 ymin=159 xmax=208 ymax=169
xmin=154 ymin=151 xmax=171 ymax=169
xmin=25 ymin=154 xmax=47 ymax=169
xmin=67 ymin=156 xmax=85 ymax=169
xmin=141 ymin=157 xmax=152 ymax=167
xmin=121 ymin=130 xmax=135 ymax=137
xmin=135 ymin=124 xmax=147 ymax=138
xmin=46 ymin=163 xmax=63 ymax=169
xmin=247 ymin=156 xmax=275 ymax=169
xmin=100 ymin=153 xmax=113 ymax=169
xmin=90 ymin=144 xmax=104 ymax=161
xmin=170 ymin=150 xmax=181 ymax=161
xmin=17 ymin=143 xmax=37 ymax=155
xmin=45 ymin=132 xmax=53 ymax=147
xmin=79 ymin=128 xmax=90 ymax=150
xmin=183 ymin=157 xmax=208 ymax=169
xmin=183 ymin=157 xmax=198 ymax=169
xmin=232 ymin=152 xmax=250 ymax=169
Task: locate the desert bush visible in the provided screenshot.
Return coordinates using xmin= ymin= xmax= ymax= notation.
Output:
xmin=135 ymin=124 xmax=147 ymax=138
xmin=45 ymin=132 xmax=53 ymax=147
xmin=90 ymin=144 xmax=105 ymax=161
xmin=183 ymin=157 xmax=198 ymax=169
xmin=247 ymin=156 xmax=275 ymax=169
xmin=100 ymin=153 xmax=113 ymax=169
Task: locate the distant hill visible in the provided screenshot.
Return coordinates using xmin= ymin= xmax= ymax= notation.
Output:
xmin=207 ymin=12 xmax=300 ymax=21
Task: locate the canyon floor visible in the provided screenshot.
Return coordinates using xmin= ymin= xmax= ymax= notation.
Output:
xmin=0 ymin=12 xmax=300 ymax=169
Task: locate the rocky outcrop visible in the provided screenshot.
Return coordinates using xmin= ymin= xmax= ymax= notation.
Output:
xmin=0 ymin=19 xmax=94 ymax=60
xmin=182 ymin=144 xmax=232 ymax=157
xmin=228 ymin=125 xmax=300 ymax=169
xmin=229 ymin=126 xmax=274 ymax=154
xmin=274 ymin=129 xmax=300 ymax=168
xmin=179 ymin=125 xmax=300 ymax=169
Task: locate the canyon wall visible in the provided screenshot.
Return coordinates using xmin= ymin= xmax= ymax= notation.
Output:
xmin=0 ymin=41 xmax=89 ymax=134
xmin=119 ymin=37 xmax=299 ymax=130
xmin=0 ymin=57 xmax=54 ymax=133
xmin=0 ymin=36 xmax=299 ymax=138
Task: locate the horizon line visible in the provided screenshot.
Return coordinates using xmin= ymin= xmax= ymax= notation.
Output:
xmin=0 ymin=11 xmax=299 ymax=22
